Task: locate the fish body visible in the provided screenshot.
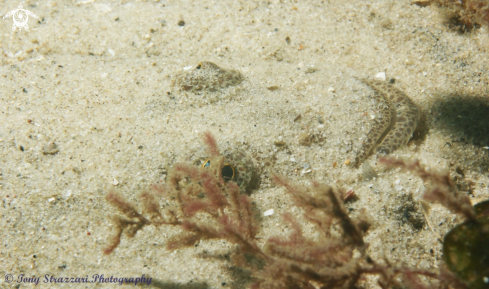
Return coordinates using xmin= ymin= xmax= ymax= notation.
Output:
xmin=354 ymin=79 xmax=420 ymax=167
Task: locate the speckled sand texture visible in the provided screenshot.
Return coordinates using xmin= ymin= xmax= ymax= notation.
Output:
xmin=1 ymin=0 xmax=489 ymax=288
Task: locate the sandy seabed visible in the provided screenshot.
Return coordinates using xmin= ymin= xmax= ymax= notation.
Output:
xmin=1 ymin=0 xmax=489 ymax=288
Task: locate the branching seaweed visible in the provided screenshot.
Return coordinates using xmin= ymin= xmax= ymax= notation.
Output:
xmin=379 ymin=157 xmax=476 ymax=222
xmin=380 ymin=157 xmax=488 ymax=289
xmin=104 ymin=134 xmax=469 ymax=288
xmin=427 ymin=0 xmax=489 ymax=32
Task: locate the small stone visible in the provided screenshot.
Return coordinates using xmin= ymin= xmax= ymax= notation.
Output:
xmin=305 ymin=67 xmax=318 ymax=74
xmin=112 ymin=179 xmax=119 ymax=186
xmin=274 ymin=140 xmax=286 ymax=147
xmin=299 ymin=132 xmax=313 ymax=146
xmin=43 ymin=142 xmax=59 ymax=155
xmin=263 ymin=209 xmax=274 ymax=216
xmin=412 ymin=0 xmax=431 ymax=7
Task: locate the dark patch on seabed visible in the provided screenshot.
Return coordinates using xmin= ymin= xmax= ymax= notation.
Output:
xmin=432 ymin=93 xmax=489 ymax=146
xmin=430 ymin=93 xmax=489 ymax=172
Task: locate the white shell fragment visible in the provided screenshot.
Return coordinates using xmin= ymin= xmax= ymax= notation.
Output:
xmin=374 ymin=72 xmax=386 ymax=81
xmin=361 ymin=162 xmax=378 ymax=181
xmin=263 ymin=209 xmax=274 ymax=216
xmin=64 ymin=190 xmax=72 ymax=199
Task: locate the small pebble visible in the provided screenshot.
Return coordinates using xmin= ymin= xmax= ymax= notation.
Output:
xmin=43 ymin=142 xmax=59 ymax=155
xmin=274 ymin=141 xmax=286 ymax=147
xmin=263 ymin=209 xmax=274 ymax=216
xmin=305 ymin=67 xmax=318 ymax=74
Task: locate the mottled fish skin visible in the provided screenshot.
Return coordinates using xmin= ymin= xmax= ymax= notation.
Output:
xmin=354 ymin=79 xmax=396 ymax=167
xmin=354 ymin=79 xmax=420 ymax=167
xmin=176 ymin=61 xmax=243 ymax=93
xmin=223 ymin=149 xmax=259 ymax=194
xmin=202 ymin=149 xmax=259 ymax=194
xmin=369 ymin=80 xmax=420 ymax=155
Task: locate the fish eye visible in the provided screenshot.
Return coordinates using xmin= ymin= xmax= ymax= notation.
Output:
xmin=202 ymin=159 xmax=211 ymax=169
xmin=221 ymin=164 xmax=235 ymax=182
xmin=196 ymin=63 xmax=202 ymax=69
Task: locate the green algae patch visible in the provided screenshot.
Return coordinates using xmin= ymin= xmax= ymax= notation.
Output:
xmin=443 ymin=201 xmax=489 ymax=289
